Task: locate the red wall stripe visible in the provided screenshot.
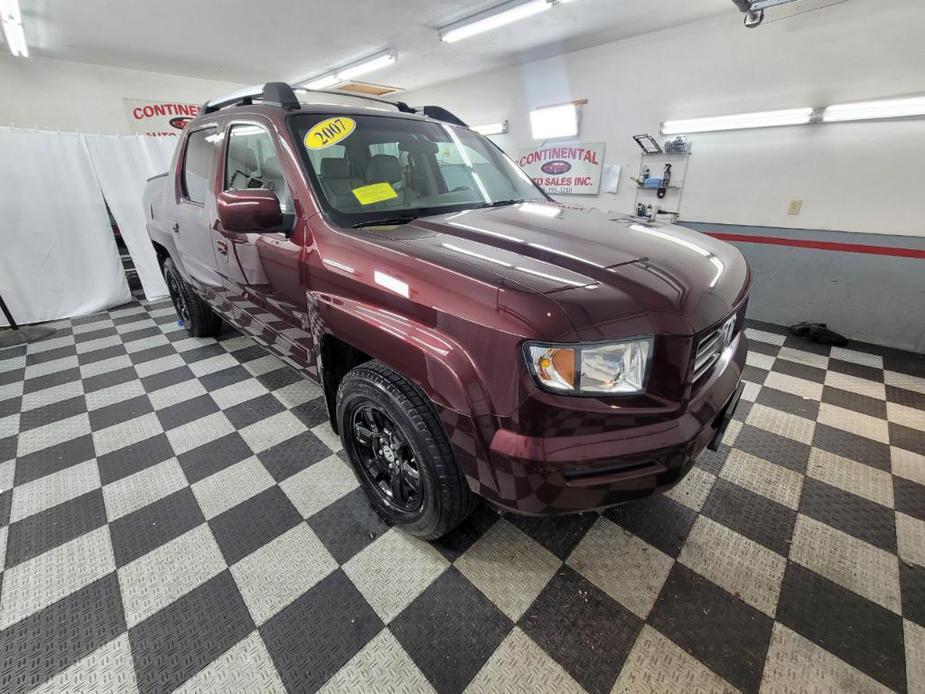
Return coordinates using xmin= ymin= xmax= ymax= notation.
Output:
xmin=705 ymin=231 xmax=925 ymax=259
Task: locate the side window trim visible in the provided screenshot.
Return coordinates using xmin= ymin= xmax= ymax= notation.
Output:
xmin=223 ymin=120 xmax=285 ymax=191
xmin=179 ymin=124 xmax=218 ymax=207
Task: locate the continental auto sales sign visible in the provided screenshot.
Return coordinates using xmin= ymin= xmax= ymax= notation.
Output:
xmin=517 ymin=142 xmax=605 ymax=195
xmin=123 ymin=98 xmax=201 ymax=137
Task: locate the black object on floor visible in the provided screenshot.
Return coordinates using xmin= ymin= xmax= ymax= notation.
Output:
xmin=0 ymin=292 xmax=57 ymax=348
xmin=788 ymin=322 xmax=849 ymax=346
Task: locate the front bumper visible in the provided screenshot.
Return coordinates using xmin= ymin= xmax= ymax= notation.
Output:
xmin=474 ymin=334 xmax=746 ymax=515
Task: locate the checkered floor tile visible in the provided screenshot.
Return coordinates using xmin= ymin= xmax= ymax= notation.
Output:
xmin=1 ymin=303 xmax=923 ymax=694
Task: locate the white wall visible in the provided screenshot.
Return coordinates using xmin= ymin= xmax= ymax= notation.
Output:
xmin=403 ymin=0 xmax=925 ymax=237
xmin=0 ymin=55 xmax=243 ymax=134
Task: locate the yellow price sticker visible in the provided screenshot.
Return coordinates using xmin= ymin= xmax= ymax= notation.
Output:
xmin=352 ymin=182 xmax=399 ymax=206
xmin=304 ymin=116 xmax=356 ymax=150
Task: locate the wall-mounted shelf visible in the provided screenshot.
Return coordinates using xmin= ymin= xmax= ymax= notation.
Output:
xmin=633 ymin=141 xmax=692 ymax=224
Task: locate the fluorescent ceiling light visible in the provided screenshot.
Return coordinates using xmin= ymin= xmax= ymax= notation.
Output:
xmin=471 ymin=121 xmax=509 ymax=136
xmin=1 ymin=0 xmax=28 ymax=57
xmin=661 ymin=107 xmax=814 ymax=134
xmin=440 ymin=0 xmax=550 ymax=43
xmin=300 ymin=50 xmax=396 ymax=90
xmin=823 ymin=96 xmax=925 ymax=123
xmin=530 ymin=103 xmax=578 ymax=140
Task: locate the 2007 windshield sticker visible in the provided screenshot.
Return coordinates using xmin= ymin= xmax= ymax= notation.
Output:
xmin=304 ymin=117 xmax=356 ymax=150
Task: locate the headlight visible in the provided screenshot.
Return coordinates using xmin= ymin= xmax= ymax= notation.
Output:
xmin=525 ymin=337 xmax=653 ymax=395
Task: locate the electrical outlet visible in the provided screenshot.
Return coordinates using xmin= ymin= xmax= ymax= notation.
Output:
xmin=788 ymin=200 xmax=803 ymax=215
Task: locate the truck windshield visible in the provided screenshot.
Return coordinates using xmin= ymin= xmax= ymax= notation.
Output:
xmin=290 ymin=112 xmax=546 ymax=227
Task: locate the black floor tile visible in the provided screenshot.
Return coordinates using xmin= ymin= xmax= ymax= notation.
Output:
xmin=782 ymin=335 xmax=831 ymax=356
xmin=4 ymin=490 xmax=107 ymax=568
xmin=702 ymin=479 xmax=796 ymax=556
xmin=733 ymin=424 xmax=811 ymax=473
xmin=507 ymin=511 xmax=597 ymax=561
xmin=82 ymin=366 xmax=139 ymax=394
xmin=890 ymin=422 xmax=925 ymax=458
xmin=773 ymin=358 xmax=827 ymax=384
xmin=741 ymin=365 xmax=768 ymax=385
xmin=21 ymin=367 xmax=81 ymax=394
xmin=0 ymin=395 xmax=20 ymax=419
xmin=308 ymin=488 xmax=392 ymax=564
xmin=289 ymin=397 xmax=329 ymax=428
xmin=820 ymin=385 xmax=887 ymax=419
xmin=155 ymin=393 xmax=219 ymax=431
xmin=210 ymin=486 xmax=302 ymax=565
xmin=258 ymin=431 xmax=331 ymax=483
xmin=72 ymin=326 xmax=118 ymax=343
xmin=812 ymin=423 xmax=892 ymax=471
xmin=76 ymin=344 xmax=128 ymax=366
xmin=828 ymin=358 xmax=884 ymax=383
xmin=0 ymin=368 xmax=25 ymax=389
xmin=894 ymin=476 xmax=925 ymax=522
xmin=429 ymin=504 xmax=501 ymax=562
xmin=257 ymin=367 xmax=302 ymax=391
xmin=129 ymin=571 xmax=255 ymax=694
xmin=520 ymin=566 xmax=641 ymax=694
xmin=96 ymin=433 xmax=175 ymax=486
xmin=901 ymin=561 xmax=925 ymax=627
xmin=128 ymin=343 xmax=176 ymax=366
xmin=120 ymin=326 xmax=162 ymax=343
xmin=0 ymin=435 xmax=14 ymax=465
xmin=747 ymin=339 xmax=780 ymax=357
xmin=224 ymin=393 xmax=286 ymax=430
xmin=261 ymin=570 xmax=383 ymax=694
xmin=109 ymin=488 xmax=205 ymax=567
xmin=13 ymin=434 xmax=96 ymax=486
xmin=18 ymin=396 xmax=88 ymax=432
xmin=756 ymin=386 xmax=819 ymax=421
xmin=180 ymin=343 xmax=227 ymax=364
xmin=0 ymin=574 xmax=126 ymax=694
xmin=179 ymin=432 xmax=254 ymax=484
xmin=799 ymin=477 xmax=896 ymax=552
xmin=391 ymin=567 xmax=511 ymax=694
xmin=776 ymin=562 xmax=906 ymax=692
xmin=603 ymin=495 xmax=696 ymax=558
xmin=198 ymin=365 xmax=251 ymax=391
xmin=88 ymin=394 xmax=153 ymax=432
xmin=140 ymin=365 xmax=195 ymax=393
xmin=648 ymin=563 xmax=774 ymax=694
xmin=886 ymin=384 xmax=925 ymax=411
xmin=24 ymin=344 xmax=77 ymax=366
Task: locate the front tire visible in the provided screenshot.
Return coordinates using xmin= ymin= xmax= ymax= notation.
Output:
xmin=162 ymin=257 xmax=222 ymax=338
xmin=336 ymin=360 xmax=476 ymax=539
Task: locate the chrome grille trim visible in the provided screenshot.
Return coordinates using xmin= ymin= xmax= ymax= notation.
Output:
xmin=693 ymin=315 xmax=736 ymax=382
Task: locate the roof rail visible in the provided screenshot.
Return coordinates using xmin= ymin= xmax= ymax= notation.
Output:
xmin=201 ymin=82 xmax=468 ymax=127
xmin=202 ymin=82 xmax=300 ymax=114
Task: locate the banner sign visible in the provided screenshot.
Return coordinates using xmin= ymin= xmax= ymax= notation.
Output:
xmin=124 ymin=99 xmax=201 ymax=137
xmin=517 ymin=142 xmax=605 ymax=195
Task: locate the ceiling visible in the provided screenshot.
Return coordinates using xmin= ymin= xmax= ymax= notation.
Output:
xmin=9 ymin=0 xmax=732 ymax=91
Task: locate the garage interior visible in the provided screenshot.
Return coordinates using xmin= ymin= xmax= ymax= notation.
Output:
xmin=0 ymin=0 xmax=923 ymax=693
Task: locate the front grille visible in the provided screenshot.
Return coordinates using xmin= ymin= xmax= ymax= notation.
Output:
xmin=693 ymin=315 xmax=736 ymax=382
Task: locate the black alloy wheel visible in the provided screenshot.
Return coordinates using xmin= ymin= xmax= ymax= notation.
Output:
xmin=350 ymin=403 xmax=423 ymax=513
xmin=165 ymin=265 xmax=190 ymax=325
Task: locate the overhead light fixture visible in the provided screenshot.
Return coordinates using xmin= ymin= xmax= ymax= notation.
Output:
xmin=823 ymin=96 xmax=925 ymax=123
xmin=440 ymin=0 xmax=550 ymax=43
xmin=661 ymin=107 xmax=814 ymax=134
xmin=1 ymin=0 xmax=28 ymax=57
xmin=471 ymin=121 xmax=509 ymax=136
xmin=299 ymin=50 xmax=397 ymax=91
xmin=530 ymin=103 xmax=579 ymax=140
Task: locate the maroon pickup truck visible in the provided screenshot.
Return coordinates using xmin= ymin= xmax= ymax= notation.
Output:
xmin=145 ymin=83 xmax=749 ymax=539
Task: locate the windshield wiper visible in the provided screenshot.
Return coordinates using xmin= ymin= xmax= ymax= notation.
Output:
xmin=352 ymin=215 xmax=419 ymax=229
xmin=473 ymin=199 xmax=525 ymax=209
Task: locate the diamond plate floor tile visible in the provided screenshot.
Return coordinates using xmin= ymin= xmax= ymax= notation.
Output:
xmin=102 ymin=458 xmax=188 ymax=522
xmin=465 ymin=626 xmax=583 ymax=694
xmin=567 ymin=517 xmax=673 ymax=620
xmin=319 ymin=628 xmax=434 ymax=694
xmin=344 ymin=528 xmax=449 ymax=623
xmin=28 ymin=633 xmax=138 ymax=694
xmin=191 ymin=456 xmax=275 ymax=520
xmin=807 ymin=446 xmax=895 ymax=507
xmin=173 ymin=631 xmax=285 ymax=694
xmin=719 ymin=449 xmax=804 ymax=510
xmin=307 ymin=487 xmax=391 ymax=564
xmin=760 ymin=622 xmax=891 ymax=694
xmin=259 ymin=570 xmax=383 ymax=694
xmin=231 ymin=523 xmax=337 ymax=626
xmin=9 ymin=459 xmax=101 ymax=525
xmin=613 ymin=625 xmax=737 ymax=694
xmin=280 ymin=453 xmax=359 ymax=518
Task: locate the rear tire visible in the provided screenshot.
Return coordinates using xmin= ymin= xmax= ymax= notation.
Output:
xmin=336 ymin=360 xmax=476 ymax=539
xmin=162 ymin=257 xmax=222 ymax=338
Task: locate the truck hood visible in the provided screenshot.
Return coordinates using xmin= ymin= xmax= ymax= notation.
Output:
xmin=366 ymin=201 xmax=750 ymax=337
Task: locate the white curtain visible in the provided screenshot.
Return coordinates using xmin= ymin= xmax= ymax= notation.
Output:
xmin=0 ymin=127 xmax=131 ymax=327
xmin=84 ymin=134 xmax=177 ymax=301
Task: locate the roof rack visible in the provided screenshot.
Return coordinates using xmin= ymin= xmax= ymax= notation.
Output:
xmin=202 ymin=82 xmax=468 ymax=127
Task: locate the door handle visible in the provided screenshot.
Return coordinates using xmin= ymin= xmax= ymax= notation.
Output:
xmin=216 ymin=239 xmax=228 ymax=256
xmin=172 ymin=222 xmax=180 ymax=234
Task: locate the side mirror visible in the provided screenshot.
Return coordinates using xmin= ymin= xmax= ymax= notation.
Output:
xmin=217 ymin=189 xmax=283 ymax=233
